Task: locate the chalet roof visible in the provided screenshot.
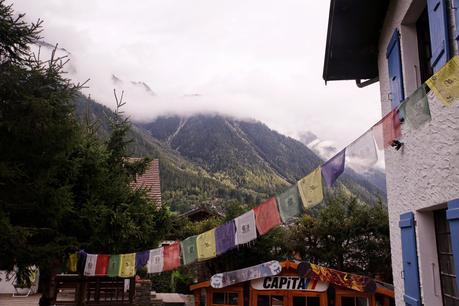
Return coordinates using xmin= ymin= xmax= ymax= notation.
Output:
xmin=130 ymin=158 xmax=161 ymax=206
xmin=323 ymin=0 xmax=389 ymax=82
xmin=180 ymin=207 xmax=223 ymax=222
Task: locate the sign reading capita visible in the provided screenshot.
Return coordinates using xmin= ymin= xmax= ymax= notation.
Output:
xmin=251 ymin=276 xmax=329 ymax=292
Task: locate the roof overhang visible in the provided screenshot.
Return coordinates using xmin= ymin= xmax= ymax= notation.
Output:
xmin=323 ymin=0 xmax=389 ymax=82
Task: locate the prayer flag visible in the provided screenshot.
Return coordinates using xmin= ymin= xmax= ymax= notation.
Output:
xmin=119 ymin=253 xmax=136 ymax=278
xmin=372 ymin=110 xmax=401 ymax=150
xmin=84 ymin=254 xmax=98 ymax=276
xmin=235 ymin=210 xmax=257 ymax=245
xmin=253 ymin=197 xmax=281 ymax=235
xmin=95 ymin=255 xmax=110 ymax=276
xmin=298 ymin=167 xmax=324 ymax=209
xmin=276 ymin=184 xmax=303 ymax=223
xmin=346 ymin=131 xmax=378 ymax=171
xmin=147 ymin=248 xmax=164 ymax=274
xmin=135 ymin=251 xmax=150 ymax=270
xmin=107 ymin=255 xmax=121 ymax=277
xmin=181 ymin=235 xmax=198 ymax=265
xmin=68 ymin=252 xmax=78 ymax=273
xmin=197 ymin=229 xmax=217 ymax=261
xmin=77 ymin=251 xmax=87 ymax=274
xmin=322 ymin=150 xmax=346 ymax=187
xmin=398 ymin=84 xmax=431 ymax=129
xmin=163 ymin=242 xmax=181 ymax=271
xmin=215 ymin=221 xmax=236 ymax=255
xmin=426 ymin=55 xmax=459 ymax=106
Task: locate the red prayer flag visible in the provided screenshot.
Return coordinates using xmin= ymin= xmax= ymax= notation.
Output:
xmin=371 ymin=109 xmax=401 ymax=149
xmin=95 ymin=255 xmax=110 ymax=276
xmin=163 ymin=242 xmax=181 ymax=271
xmin=253 ymin=197 xmax=282 ymax=235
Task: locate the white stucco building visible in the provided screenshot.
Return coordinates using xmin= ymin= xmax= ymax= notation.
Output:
xmin=323 ymin=0 xmax=459 ymax=305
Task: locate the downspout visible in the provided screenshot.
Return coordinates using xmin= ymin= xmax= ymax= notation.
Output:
xmin=355 ymin=77 xmax=379 ymax=88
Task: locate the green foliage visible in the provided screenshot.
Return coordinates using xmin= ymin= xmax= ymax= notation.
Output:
xmin=0 ymin=3 xmax=174 ymax=300
xmin=286 ymin=191 xmax=392 ymax=282
xmin=0 ymin=0 xmax=42 ymax=64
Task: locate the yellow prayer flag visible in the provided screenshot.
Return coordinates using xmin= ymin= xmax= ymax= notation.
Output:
xmin=119 ymin=253 xmax=136 ymax=278
xmin=68 ymin=252 xmax=78 ymax=273
xmin=426 ymin=55 xmax=459 ymax=106
xmin=298 ymin=167 xmax=323 ymax=209
xmin=196 ymin=229 xmax=217 ymax=261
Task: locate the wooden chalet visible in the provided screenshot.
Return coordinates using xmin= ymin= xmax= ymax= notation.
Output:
xmin=190 ymin=260 xmax=394 ymax=306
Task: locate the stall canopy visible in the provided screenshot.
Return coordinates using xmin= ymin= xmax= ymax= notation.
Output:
xmin=323 ymin=0 xmax=389 ymax=82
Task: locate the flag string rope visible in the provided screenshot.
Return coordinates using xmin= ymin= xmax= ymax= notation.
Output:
xmin=73 ymin=55 xmax=459 ymax=278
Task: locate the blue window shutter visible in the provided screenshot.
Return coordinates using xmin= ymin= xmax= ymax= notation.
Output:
xmin=447 ymin=198 xmax=459 ymax=292
xmin=427 ymin=0 xmax=450 ymax=72
xmin=455 ymin=0 xmax=459 ymax=42
xmin=386 ymin=29 xmax=405 ymax=111
xmin=399 ymin=212 xmax=422 ymax=306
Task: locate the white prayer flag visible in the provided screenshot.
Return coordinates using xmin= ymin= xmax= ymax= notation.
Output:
xmin=84 ymin=254 xmax=98 ymax=276
xmin=147 ymin=248 xmax=164 ymax=274
xmin=346 ymin=130 xmax=378 ymax=171
xmin=235 ymin=210 xmax=257 ymax=245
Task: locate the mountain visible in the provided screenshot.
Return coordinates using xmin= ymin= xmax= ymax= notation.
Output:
xmin=74 ymin=96 xmax=386 ymax=213
xmin=140 ymin=115 xmax=387 ymax=205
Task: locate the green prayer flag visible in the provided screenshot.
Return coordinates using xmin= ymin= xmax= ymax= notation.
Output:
xmin=276 ymin=184 xmax=303 ymax=223
xmin=181 ymin=235 xmax=198 ymax=265
xmin=107 ymin=255 xmax=121 ymax=277
xmin=399 ymin=84 xmax=431 ymax=129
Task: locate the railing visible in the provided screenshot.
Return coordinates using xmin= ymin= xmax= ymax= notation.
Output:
xmin=53 ymin=274 xmax=135 ymax=306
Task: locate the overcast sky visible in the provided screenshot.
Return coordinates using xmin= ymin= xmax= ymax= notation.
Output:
xmin=10 ymin=0 xmax=382 ymax=149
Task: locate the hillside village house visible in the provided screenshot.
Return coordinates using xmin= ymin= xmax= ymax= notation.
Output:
xmin=323 ymin=0 xmax=459 ymax=305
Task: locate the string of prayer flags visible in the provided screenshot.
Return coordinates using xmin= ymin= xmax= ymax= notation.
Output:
xmin=107 ymin=255 xmax=121 ymax=277
xmin=135 ymin=251 xmax=150 ymax=270
xmin=147 ymin=248 xmax=164 ymax=274
xmin=346 ymin=130 xmax=378 ymax=171
xmin=322 ymin=150 xmax=346 ymax=187
xmin=119 ymin=253 xmax=136 ymax=278
xmin=426 ymin=55 xmax=459 ymax=106
xmin=95 ymin=255 xmax=110 ymax=276
xmin=84 ymin=253 xmax=98 ymax=276
xmin=163 ymin=242 xmax=181 ymax=271
xmin=277 ymin=185 xmax=303 ymax=223
xmin=298 ymin=167 xmax=323 ymax=209
xmin=253 ymin=197 xmax=281 ymax=235
xmin=398 ymin=84 xmax=431 ymax=129
xmin=235 ymin=210 xmax=257 ymax=245
xmin=68 ymin=252 xmax=78 ymax=273
xmin=181 ymin=235 xmax=198 ymax=265
xmin=372 ymin=109 xmax=401 ymax=150
xmin=215 ymin=221 xmax=236 ymax=255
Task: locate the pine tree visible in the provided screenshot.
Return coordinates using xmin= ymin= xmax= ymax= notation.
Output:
xmin=0 ymin=2 xmax=173 ymax=305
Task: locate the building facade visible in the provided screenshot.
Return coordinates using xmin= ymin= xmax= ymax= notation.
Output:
xmin=324 ymin=0 xmax=459 ymax=305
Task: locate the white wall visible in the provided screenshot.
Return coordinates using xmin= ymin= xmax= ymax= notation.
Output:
xmin=377 ymin=0 xmax=459 ymax=305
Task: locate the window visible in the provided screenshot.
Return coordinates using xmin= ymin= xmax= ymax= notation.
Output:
xmin=292 ymin=296 xmax=320 ymax=306
xmin=416 ymin=7 xmax=433 ymax=84
xmin=256 ymin=295 xmax=284 ymax=306
xmin=212 ymin=292 xmax=240 ymax=306
xmin=434 ymin=209 xmax=459 ymax=306
xmin=340 ymin=296 xmax=369 ymax=306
